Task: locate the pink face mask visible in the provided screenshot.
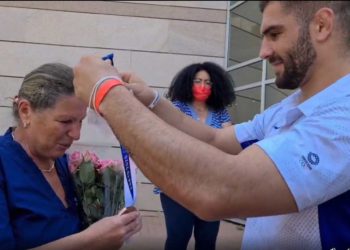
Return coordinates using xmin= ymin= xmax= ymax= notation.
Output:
xmin=192 ymin=84 xmax=212 ymax=102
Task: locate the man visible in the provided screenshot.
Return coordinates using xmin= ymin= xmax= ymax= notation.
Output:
xmin=73 ymin=1 xmax=350 ymax=249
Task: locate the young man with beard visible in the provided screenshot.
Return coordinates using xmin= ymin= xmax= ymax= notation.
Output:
xmin=72 ymin=1 xmax=350 ymax=249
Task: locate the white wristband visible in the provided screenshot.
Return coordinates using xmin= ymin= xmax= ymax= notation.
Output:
xmin=148 ymin=90 xmax=160 ymax=109
xmin=88 ymin=76 xmax=122 ymax=112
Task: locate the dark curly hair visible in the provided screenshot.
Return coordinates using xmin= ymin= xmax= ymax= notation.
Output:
xmin=166 ymin=62 xmax=236 ymax=111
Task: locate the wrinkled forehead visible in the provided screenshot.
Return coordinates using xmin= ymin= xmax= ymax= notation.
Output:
xmin=47 ymin=95 xmax=87 ymax=116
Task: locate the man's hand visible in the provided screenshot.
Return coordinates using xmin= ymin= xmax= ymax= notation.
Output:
xmin=121 ymin=72 xmax=158 ymax=108
xmin=73 ymin=55 xmax=120 ymax=106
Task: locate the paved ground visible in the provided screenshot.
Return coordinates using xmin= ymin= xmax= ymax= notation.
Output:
xmin=121 ymin=211 xmax=244 ymax=250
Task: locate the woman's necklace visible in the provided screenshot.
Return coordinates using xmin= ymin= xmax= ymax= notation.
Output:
xmin=11 ymin=131 xmax=55 ymax=173
xmin=40 ymin=163 xmax=55 ymax=173
xmin=42 ymin=166 xmax=55 ymax=173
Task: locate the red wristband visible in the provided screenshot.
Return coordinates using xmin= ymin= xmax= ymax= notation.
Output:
xmin=95 ymin=79 xmax=124 ymax=113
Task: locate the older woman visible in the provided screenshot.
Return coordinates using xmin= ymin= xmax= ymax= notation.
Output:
xmin=0 ymin=63 xmax=141 ymax=250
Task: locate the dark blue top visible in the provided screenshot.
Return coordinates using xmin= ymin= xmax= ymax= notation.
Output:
xmin=0 ymin=128 xmax=82 ymax=250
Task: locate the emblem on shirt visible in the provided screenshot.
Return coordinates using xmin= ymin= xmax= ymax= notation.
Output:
xmin=300 ymin=152 xmax=320 ymax=170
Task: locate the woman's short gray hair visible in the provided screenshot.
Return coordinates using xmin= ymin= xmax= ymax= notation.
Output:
xmin=13 ymin=63 xmax=75 ymax=120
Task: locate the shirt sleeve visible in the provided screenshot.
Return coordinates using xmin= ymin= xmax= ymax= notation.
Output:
xmin=235 ymin=112 xmax=266 ymax=149
xmin=256 ymin=105 xmax=350 ymax=211
xmin=0 ymin=157 xmax=16 ymax=249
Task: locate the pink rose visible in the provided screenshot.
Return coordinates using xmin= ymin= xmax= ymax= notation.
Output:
xmin=97 ymin=159 xmax=124 ymax=173
xmin=83 ymin=151 xmax=99 ymax=166
xmin=69 ymin=151 xmax=83 ymax=173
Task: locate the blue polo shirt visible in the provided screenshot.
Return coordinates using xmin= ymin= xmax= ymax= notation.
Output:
xmin=236 ymin=73 xmax=350 ymax=249
xmin=0 ymin=128 xmax=82 ymax=249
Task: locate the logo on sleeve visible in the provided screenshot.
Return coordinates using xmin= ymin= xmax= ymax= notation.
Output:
xmin=300 ymin=152 xmax=320 ymax=170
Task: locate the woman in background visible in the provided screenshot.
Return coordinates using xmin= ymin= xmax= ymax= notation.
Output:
xmin=159 ymin=61 xmax=236 ymax=250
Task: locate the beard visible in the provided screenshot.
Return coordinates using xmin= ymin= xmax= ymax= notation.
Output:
xmin=271 ymin=27 xmax=317 ymax=90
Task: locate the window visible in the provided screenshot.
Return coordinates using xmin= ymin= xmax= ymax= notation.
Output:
xmin=227 ymin=1 xmax=262 ymax=67
xmin=226 ymin=1 xmax=295 ymax=121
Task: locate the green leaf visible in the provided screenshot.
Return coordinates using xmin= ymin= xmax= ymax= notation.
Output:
xmin=96 ymin=188 xmax=104 ymax=202
xmin=102 ymin=168 xmax=115 ymax=188
xmin=111 ymin=173 xmax=125 ymax=214
xmin=79 ymin=162 xmax=96 ymax=184
xmin=83 ymin=203 xmax=91 ymax=217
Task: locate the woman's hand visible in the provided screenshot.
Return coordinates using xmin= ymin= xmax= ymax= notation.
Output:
xmin=83 ymin=208 xmax=142 ymax=250
xmin=30 ymin=207 xmax=142 ymax=250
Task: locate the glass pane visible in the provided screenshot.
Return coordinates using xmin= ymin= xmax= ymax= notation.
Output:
xmin=230 ymin=1 xmax=238 ymax=7
xmin=228 ymin=1 xmax=262 ymax=67
xmin=265 ymin=84 xmax=296 ymax=108
xmin=229 ymin=61 xmax=262 ymax=88
xmin=229 ymin=87 xmax=261 ymax=124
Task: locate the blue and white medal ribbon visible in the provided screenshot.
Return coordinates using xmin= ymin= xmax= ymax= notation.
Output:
xmin=102 ymin=53 xmax=137 ymax=207
xmin=121 ymin=146 xmax=137 ymax=207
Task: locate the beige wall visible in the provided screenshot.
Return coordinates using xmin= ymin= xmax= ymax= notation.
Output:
xmin=0 ymin=1 xmax=228 ymax=211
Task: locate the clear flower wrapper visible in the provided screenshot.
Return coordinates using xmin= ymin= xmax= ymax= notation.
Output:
xmin=69 ymin=151 xmax=125 ymax=226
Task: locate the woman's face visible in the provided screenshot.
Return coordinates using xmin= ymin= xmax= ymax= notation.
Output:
xmin=25 ymin=95 xmax=86 ymax=159
xmin=193 ymin=70 xmax=212 ymax=87
xmin=192 ymin=70 xmax=212 ymax=102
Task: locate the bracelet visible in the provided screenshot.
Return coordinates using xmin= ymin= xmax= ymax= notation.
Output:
xmin=88 ymin=76 xmax=122 ymax=111
xmin=94 ymin=79 xmax=124 ymax=113
xmin=148 ymin=90 xmax=161 ymax=109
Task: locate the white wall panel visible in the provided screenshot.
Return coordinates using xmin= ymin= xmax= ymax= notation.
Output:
xmin=0 ymin=1 xmax=226 ymax=23
xmin=124 ymin=1 xmax=227 ymax=10
xmin=0 ymin=41 xmax=223 ymax=89
xmin=0 ymin=108 xmax=15 ymax=133
xmin=131 ymin=51 xmax=224 ymax=87
xmin=0 ymin=41 xmax=132 ymax=78
xmin=0 ymin=7 xmax=225 ymax=57
xmin=167 ymin=20 xmax=225 ymax=56
xmin=0 ymin=77 xmax=21 ymax=106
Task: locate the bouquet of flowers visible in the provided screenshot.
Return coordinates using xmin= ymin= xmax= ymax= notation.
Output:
xmin=69 ymin=151 xmax=125 ymax=226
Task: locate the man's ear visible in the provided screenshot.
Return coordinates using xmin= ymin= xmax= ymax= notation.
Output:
xmin=311 ymin=7 xmax=334 ymax=43
xmin=17 ymin=99 xmax=32 ymax=128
